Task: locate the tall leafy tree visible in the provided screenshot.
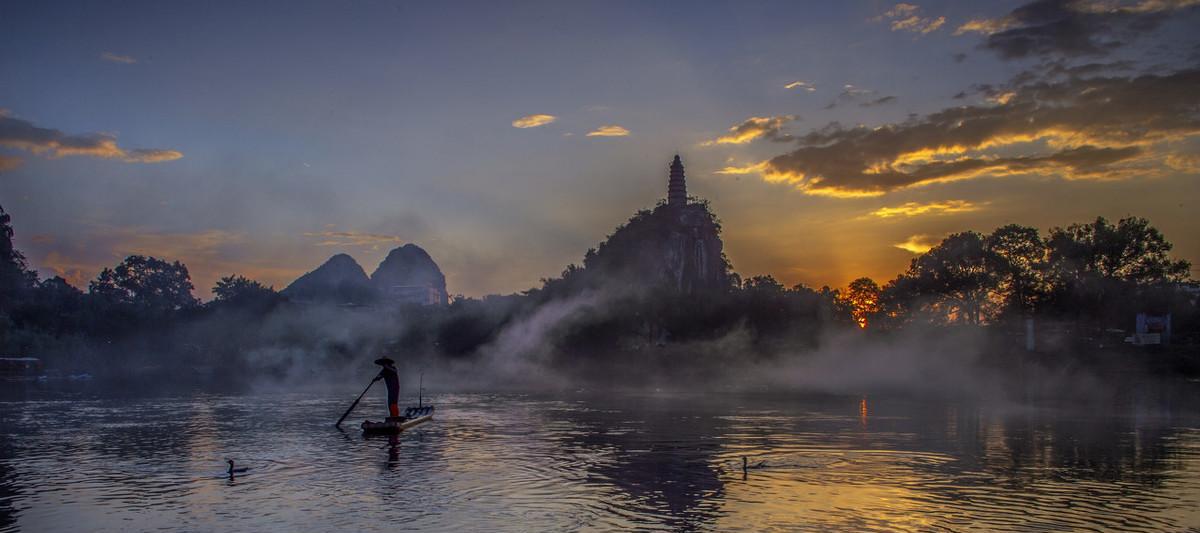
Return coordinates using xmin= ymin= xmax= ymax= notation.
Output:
xmin=986 ymin=224 xmax=1046 ymax=316
xmin=888 ymin=232 xmax=999 ymax=325
xmin=12 ymin=277 xmax=85 ymax=335
xmin=0 ymin=205 xmax=37 ymax=310
xmin=89 ymin=255 xmax=199 ymax=315
xmin=1045 ymin=216 xmax=1191 ymax=324
xmin=212 ymin=274 xmax=278 ymax=306
xmin=1047 ymin=217 xmax=1190 ymax=284
xmin=840 ymin=277 xmax=881 ymax=328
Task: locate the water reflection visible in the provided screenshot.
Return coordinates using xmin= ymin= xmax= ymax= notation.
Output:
xmin=551 ymin=397 xmax=730 ymax=531
xmin=859 ymin=396 xmax=868 ymax=428
xmin=0 ymin=387 xmax=1196 ymax=532
xmin=0 ymin=439 xmax=18 ymax=532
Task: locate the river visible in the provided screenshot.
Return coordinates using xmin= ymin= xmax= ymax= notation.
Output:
xmin=1 ymin=385 xmax=1198 ymax=532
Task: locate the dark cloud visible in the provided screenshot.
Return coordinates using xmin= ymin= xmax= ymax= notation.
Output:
xmin=0 ymin=112 xmax=181 ymax=163
xmin=824 ymin=85 xmax=895 ymax=109
xmin=1031 ymin=59 xmax=1138 ymax=81
xmin=957 ymin=0 xmax=1200 ymax=60
xmin=957 ymin=60 xmax=1135 ymax=102
xmin=723 ymin=69 xmax=1200 ymax=197
xmin=860 ymin=96 xmax=898 ymax=107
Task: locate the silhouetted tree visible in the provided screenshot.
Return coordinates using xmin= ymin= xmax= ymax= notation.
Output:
xmin=2 ymin=195 xmax=1195 ymax=380
xmin=986 ymin=224 xmax=1046 ymax=317
xmin=211 ymin=274 xmax=280 ymax=309
xmin=1044 ymin=216 xmax=1191 ymax=326
xmin=1047 ymin=217 xmax=1190 ymax=285
xmin=13 ymin=277 xmax=86 ymax=335
xmin=0 ymin=205 xmax=37 ymax=311
xmin=887 ymin=232 xmax=1000 ymax=325
xmin=89 ymin=255 xmax=200 ymax=315
xmin=742 ymin=275 xmax=784 ymax=292
xmin=738 ymin=275 xmax=794 ymax=340
xmin=840 ymin=277 xmax=881 ymax=328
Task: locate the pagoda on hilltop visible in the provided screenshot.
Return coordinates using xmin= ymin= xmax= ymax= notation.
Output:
xmin=572 ymin=154 xmax=733 ymax=294
xmin=668 ymin=154 xmax=687 ymax=208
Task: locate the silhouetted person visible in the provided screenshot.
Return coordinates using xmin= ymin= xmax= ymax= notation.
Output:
xmin=374 ymin=357 xmax=401 ymax=419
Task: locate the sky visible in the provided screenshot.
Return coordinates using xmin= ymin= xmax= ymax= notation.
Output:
xmin=1 ymin=0 xmax=1198 ymax=299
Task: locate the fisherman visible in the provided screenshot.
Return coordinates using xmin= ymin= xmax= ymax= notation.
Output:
xmin=373 ymin=357 xmax=401 ymax=419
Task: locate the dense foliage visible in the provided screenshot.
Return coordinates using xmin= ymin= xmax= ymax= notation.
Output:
xmin=871 ymin=217 xmax=1193 ymax=331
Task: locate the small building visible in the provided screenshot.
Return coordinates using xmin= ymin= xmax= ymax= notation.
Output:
xmin=1126 ymin=313 xmax=1171 ymax=345
xmin=387 ymin=284 xmax=445 ymax=306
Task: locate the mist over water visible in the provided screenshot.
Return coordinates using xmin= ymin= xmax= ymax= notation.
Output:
xmin=2 ymin=387 xmax=1198 ymax=532
xmin=4 ymin=0 xmax=1200 ymax=530
xmin=7 ymin=238 xmax=1194 ymax=531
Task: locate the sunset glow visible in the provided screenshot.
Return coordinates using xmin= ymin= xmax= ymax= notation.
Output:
xmin=3 ymin=3 xmax=1199 ymax=532
xmin=1 ymin=1 xmax=1196 ymax=297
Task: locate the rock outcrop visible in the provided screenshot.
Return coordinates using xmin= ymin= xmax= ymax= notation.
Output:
xmin=281 ymin=245 xmax=449 ymax=306
xmin=281 ymin=253 xmax=374 ymax=304
xmin=581 ymin=202 xmax=732 ymax=293
xmin=370 ymin=244 xmax=448 ymax=305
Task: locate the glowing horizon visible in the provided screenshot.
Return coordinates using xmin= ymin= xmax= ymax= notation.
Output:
xmin=2 ymin=1 xmax=1197 ymax=299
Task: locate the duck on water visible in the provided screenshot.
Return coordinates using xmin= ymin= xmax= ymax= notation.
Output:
xmin=227 ymin=459 xmax=249 ymax=478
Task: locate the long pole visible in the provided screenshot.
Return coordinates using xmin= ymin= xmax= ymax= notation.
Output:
xmin=335 ymin=377 xmax=378 ymax=428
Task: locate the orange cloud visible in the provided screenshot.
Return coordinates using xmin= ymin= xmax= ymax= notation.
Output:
xmin=875 ymin=3 xmax=946 ymax=34
xmin=302 ymin=230 xmax=406 ymax=248
xmin=0 ymin=111 xmax=182 ymax=163
xmin=727 ymin=69 xmax=1199 ymax=197
xmin=512 ymin=114 xmax=557 ymax=128
xmin=894 ymin=235 xmax=938 ymax=254
xmin=586 ymin=125 xmax=630 ymax=137
xmin=702 ymin=116 xmax=796 ymax=146
xmin=892 ymin=15 xmax=945 ymax=34
xmin=954 ymin=18 xmax=1010 ymax=35
xmin=35 ymin=227 xmax=305 ymax=297
xmin=869 ymin=200 xmax=984 ymax=218
xmin=1165 ymin=153 xmax=1200 ymax=174
xmin=111 ymin=229 xmax=247 ymax=267
xmin=784 ymin=80 xmax=816 ymax=92
xmin=40 ymin=251 xmax=95 ymax=288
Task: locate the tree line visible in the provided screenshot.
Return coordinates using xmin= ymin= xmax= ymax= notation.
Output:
xmin=841 ymin=219 xmax=1193 ymax=331
xmin=0 ymin=203 xmax=1195 ymax=381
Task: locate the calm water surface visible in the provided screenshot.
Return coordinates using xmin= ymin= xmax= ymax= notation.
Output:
xmin=1 ymin=386 xmax=1199 ymax=532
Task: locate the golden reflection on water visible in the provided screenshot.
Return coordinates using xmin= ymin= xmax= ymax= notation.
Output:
xmin=859 ymin=396 xmax=868 ymax=428
xmin=2 ymin=391 xmax=1199 ymax=532
xmin=707 ymin=396 xmax=1200 ymax=532
xmin=716 ymin=451 xmax=947 ymax=532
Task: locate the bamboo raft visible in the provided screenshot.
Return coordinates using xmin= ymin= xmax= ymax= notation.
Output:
xmin=361 ymin=405 xmax=435 ymax=435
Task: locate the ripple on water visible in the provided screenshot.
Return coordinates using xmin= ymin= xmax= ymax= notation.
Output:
xmin=1 ymin=392 xmax=1199 ymax=532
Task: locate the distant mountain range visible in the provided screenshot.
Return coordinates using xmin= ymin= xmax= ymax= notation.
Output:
xmin=282 ymin=244 xmax=448 ymax=305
